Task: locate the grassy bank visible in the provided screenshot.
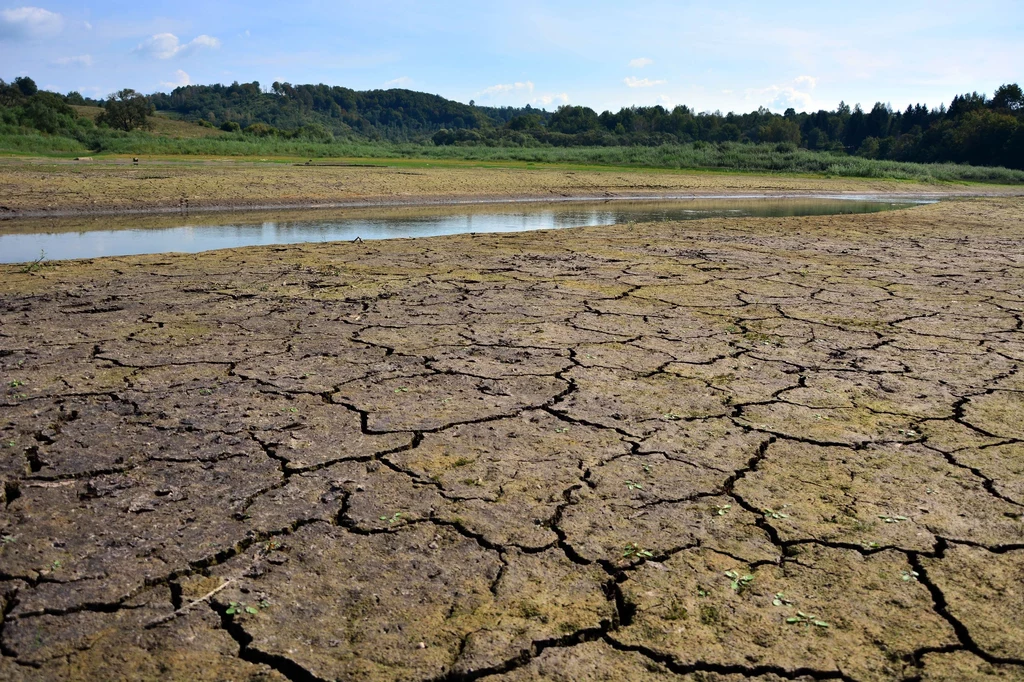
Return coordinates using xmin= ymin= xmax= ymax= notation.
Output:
xmin=3 ymin=126 xmax=1024 ymax=184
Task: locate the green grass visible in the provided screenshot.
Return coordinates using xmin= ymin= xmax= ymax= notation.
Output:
xmin=2 ymin=127 xmax=1023 ymax=184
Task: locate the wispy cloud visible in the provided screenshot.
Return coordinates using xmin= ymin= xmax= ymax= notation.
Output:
xmin=384 ymin=76 xmax=412 ymax=88
xmin=628 ymin=57 xmax=653 ymax=68
xmin=624 ymin=76 xmax=666 ymax=88
xmin=160 ymin=69 xmax=192 ymax=89
xmin=533 ymin=92 xmax=568 ymax=106
xmin=479 ymin=81 xmax=534 ymax=96
xmin=135 ymin=33 xmax=221 ymax=59
xmin=52 ymin=54 xmax=93 ymax=68
xmin=0 ymin=6 xmax=63 ymax=40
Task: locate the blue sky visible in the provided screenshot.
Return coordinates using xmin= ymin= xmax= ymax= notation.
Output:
xmin=1 ymin=1 xmax=1021 ymax=114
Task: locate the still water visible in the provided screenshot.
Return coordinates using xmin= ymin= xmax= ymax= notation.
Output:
xmin=0 ymin=197 xmax=928 ymax=263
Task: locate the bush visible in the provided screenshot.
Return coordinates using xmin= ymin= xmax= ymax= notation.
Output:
xmin=244 ymin=122 xmax=278 ymax=137
xmin=220 ymin=121 xmax=241 ymax=132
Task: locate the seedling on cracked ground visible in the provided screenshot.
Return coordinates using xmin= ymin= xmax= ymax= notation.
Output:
xmin=623 ymin=543 xmax=653 ymax=560
xmin=786 ymin=611 xmax=829 ymax=628
xmin=226 ymin=600 xmax=270 ymax=616
xmin=901 ymin=570 xmax=920 ymax=582
xmin=715 ymin=504 xmax=732 ymax=516
xmin=879 ymin=514 xmax=909 ymax=524
xmin=763 ymin=507 xmax=790 ymax=519
xmin=725 ymin=570 xmax=754 ymax=593
xmin=380 ymin=512 xmax=404 ymax=525
xmin=772 ymin=592 xmax=793 ymax=606
xmin=625 ymin=480 xmax=644 ymax=491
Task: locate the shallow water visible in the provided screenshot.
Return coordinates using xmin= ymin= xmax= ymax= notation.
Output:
xmin=0 ymin=197 xmax=928 ymax=263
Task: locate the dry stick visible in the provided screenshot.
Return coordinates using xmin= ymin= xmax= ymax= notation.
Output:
xmin=144 ymin=578 xmax=234 ymax=629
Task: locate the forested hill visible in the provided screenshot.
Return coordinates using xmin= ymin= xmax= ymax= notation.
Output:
xmin=145 ymin=80 xmax=1024 ymax=169
xmin=148 ymin=81 xmax=549 ymax=141
xmin=2 ymin=75 xmax=1022 ymax=171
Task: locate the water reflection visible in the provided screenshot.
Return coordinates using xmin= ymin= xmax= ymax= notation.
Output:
xmin=0 ymin=197 xmax=928 ymax=263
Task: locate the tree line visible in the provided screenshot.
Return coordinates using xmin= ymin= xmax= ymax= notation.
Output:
xmin=1 ymin=75 xmax=1022 ymax=170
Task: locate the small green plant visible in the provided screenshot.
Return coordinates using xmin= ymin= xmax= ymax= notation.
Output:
xmin=724 ymin=570 xmax=754 ymax=593
xmin=622 ymin=543 xmax=653 ymax=560
xmin=715 ymin=504 xmax=732 ymax=516
xmin=786 ymin=611 xmax=829 ymax=628
xmin=197 ymin=388 xmax=213 ymax=396
xmin=8 ymin=379 xmax=24 ymax=388
xmin=661 ymin=412 xmax=681 ymax=421
xmin=3 ymin=441 xmax=16 ymax=448
xmin=51 ymin=560 xmax=62 ymax=570
xmin=901 ymin=570 xmax=920 ymax=582
xmin=379 ymin=512 xmax=403 ymax=525
xmin=772 ymin=592 xmax=793 ymax=606
xmin=19 ymin=250 xmax=47 ymax=274
xmin=697 ymin=587 xmax=709 ymax=598
xmin=226 ymin=599 xmax=270 ymax=616
xmin=878 ymin=514 xmax=909 ymax=524
xmin=554 ymin=427 xmax=569 ymax=433
xmin=625 ymin=480 xmax=644 ymax=491
xmin=394 ymin=387 xmax=410 ymax=393
xmin=452 ymin=457 xmax=473 ymax=467
xmin=1 ymin=534 xmax=16 ymax=545
xmin=764 ymin=507 xmax=790 ymax=519
xmin=862 ymin=541 xmax=880 ymax=550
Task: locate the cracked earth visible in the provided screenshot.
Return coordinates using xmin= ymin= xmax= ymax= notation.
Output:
xmin=1 ymin=196 xmax=1023 ymax=681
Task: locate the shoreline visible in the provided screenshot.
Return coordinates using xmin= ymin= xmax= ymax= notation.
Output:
xmin=3 ymin=158 xmax=1023 ymax=221
xmin=1 ymin=187 xmax=1015 ymax=221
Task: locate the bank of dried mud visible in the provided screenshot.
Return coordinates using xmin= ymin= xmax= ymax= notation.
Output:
xmin=2 ymin=158 xmax=1021 ymax=218
xmin=1 ymin=196 xmax=1023 ymax=681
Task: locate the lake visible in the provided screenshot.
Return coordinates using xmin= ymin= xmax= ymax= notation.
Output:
xmin=0 ymin=196 xmax=931 ymax=263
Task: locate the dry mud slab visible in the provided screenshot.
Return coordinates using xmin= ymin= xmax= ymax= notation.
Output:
xmin=1 ymin=197 xmax=1023 ymax=681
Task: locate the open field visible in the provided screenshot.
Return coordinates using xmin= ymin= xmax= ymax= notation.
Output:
xmin=1 ymin=157 xmax=1022 ymax=218
xmin=1 ymin=196 xmax=1023 ymax=680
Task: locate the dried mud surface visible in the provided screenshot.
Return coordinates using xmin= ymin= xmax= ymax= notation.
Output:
xmin=1 ymin=197 xmax=1024 ymax=681
xmin=1 ymin=158 xmax=1020 ymax=218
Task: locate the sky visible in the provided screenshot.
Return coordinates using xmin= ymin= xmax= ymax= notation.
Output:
xmin=1 ymin=1 xmax=1021 ymax=114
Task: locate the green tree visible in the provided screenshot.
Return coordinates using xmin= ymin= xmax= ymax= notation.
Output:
xmin=758 ymin=117 xmax=801 ymax=144
xmin=14 ymin=76 xmax=37 ymax=97
xmin=97 ymin=89 xmax=154 ymax=131
xmin=548 ymin=105 xmax=599 ymax=134
xmin=990 ymin=84 xmax=1024 ymax=114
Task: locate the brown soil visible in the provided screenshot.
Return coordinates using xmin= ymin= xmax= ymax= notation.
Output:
xmin=1 ymin=196 xmax=1023 ymax=681
xmin=1 ymin=157 xmax=1021 ymax=218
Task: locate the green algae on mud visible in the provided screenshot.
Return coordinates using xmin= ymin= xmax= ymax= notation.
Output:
xmin=1 ymin=197 xmax=1024 ymax=680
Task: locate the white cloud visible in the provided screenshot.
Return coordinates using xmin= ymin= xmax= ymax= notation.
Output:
xmin=384 ymin=76 xmax=412 ymax=88
xmin=135 ymin=33 xmax=221 ymax=59
xmin=160 ymin=69 xmax=192 ymax=89
xmin=0 ymin=6 xmax=63 ymax=39
xmin=624 ymin=76 xmax=667 ymax=88
xmin=83 ymin=21 xmax=91 ymax=30
xmin=52 ymin=54 xmax=93 ymax=67
xmin=479 ymin=81 xmax=535 ymax=97
xmin=628 ymin=57 xmax=653 ymax=68
xmin=747 ymin=76 xmax=819 ymax=112
xmin=532 ymin=92 xmax=568 ymax=106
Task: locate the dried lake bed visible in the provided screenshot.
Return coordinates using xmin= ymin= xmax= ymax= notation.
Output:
xmin=1 ymin=194 xmax=1023 ymax=681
